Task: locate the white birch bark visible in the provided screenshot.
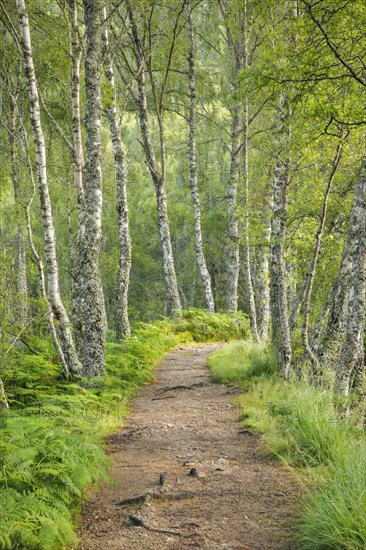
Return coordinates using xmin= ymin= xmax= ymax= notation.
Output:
xmin=241 ymin=125 xmax=259 ymax=340
xmin=16 ymin=0 xmax=81 ymax=376
xmin=254 ymin=192 xmax=272 ymax=341
xmin=24 ymin=160 xmax=69 ymax=377
xmin=335 ymin=160 xmax=366 ymax=396
xmin=300 ymin=145 xmax=342 ymax=373
xmin=220 ymin=0 xmax=257 ymax=324
xmin=187 ymin=7 xmax=215 ymax=314
xmin=316 ymin=230 xmax=353 ymax=368
xmin=15 ymin=104 xmax=69 ymax=376
xmin=80 ymin=0 xmax=106 ymax=376
xmin=226 ymin=108 xmax=241 ymax=313
xmin=0 ymin=379 xmax=9 ymax=410
xmin=270 ymin=94 xmax=292 ymax=380
xmin=69 ymin=0 xmax=86 ymax=352
xmin=126 ymin=1 xmax=181 ymax=316
xmin=102 ymin=9 xmax=132 ymax=339
xmin=310 ymin=281 xmax=334 ymax=355
xmin=240 ymin=1 xmax=259 ymax=340
xmin=8 ymin=97 xmax=27 ymax=323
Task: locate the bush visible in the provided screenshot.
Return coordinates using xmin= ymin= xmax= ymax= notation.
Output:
xmin=174 ymin=309 xmax=250 ymax=342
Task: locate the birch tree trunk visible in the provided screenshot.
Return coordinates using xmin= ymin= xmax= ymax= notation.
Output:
xmin=240 ymin=1 xmax=259 ymax=340
xmin=102 ymin=9 xmax=132 ymax=339
xmin=126 ymin=1 xmax=181 ymax=316
xmin=16 ymin=0 xmax=81 ymax=376
xmin=220 ymin=0 xmax=256 ymax=323
xmin=187 ymin=7 xmax=215 ymax=314
xmin=335 ymin=160 xmax=366 ymax=397
xmin=80 ymin=0 xmax=106 ymax=376
xmin=0 ymin=379 xmax=9 ymax=410
xmin=226 ymin=108 xmax=241 ymax=313
xmin=300 ymin=145 xmax=342 ymax=373
xmin=241 ymin=121 xmax=259 ymax=340
xmin=310 ymin=281 xmax=334 ymax=355
xmin=24 ymin=154 xmax=69 ymax=377
xmin=9 ymin=97 xmax=27 ymax=323
xmin=316 ymin=228 xmax=353 ymax=368
xmin=270 ymin=94 xmax=292 ymax=380
xmin=254 ymin=192 xmax=272 ymax=341
xmin=14 ymin=104 xmax=70 ymax=376
xmin=69 ymin=0 xmax=86 ymax=352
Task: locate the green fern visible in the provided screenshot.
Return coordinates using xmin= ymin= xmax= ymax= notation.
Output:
xmin=0 ymin=310 xmax=244 ymax=549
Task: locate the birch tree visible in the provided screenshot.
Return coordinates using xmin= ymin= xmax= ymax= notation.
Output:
xmin=69 ymin=0 xmax=86 ymax=351
xmin=219 ymin=1 xmax=242 ymax=313
xmin=123 ymin=0 xmax=182 ymax=316
xmin=0 ymin=379 xmax=9 ymax=410
xmin=187 ymin=4 xmax=215 ymax=313
xmin=21 ymin=123 xmax=70 ymax=377
xmin=16 ymin=0 xmax=82 ymax=376
xmin=219 ymin=1 xmax=259 ymax=338
xmin=254 ymin=193 xmax=272 ymax=341
xmin=315 ymin=233 xmax=353 ymax=369
xmin=302 ymin=147 xmax=342 ymax=371
xmin=102 ymin=9 xmax=132 ymax=339
xmin=239 ymin=0 xmax=259 ymax=341
xmin=79 ymin=0 xmax=106 ymax=376
xmin=270 ymin=94 xmax=292 ymax=380
xmin=334 ymin=161 xmax=366 ymax=396
xmin=6 ymin=81 xmax=28 ymax=324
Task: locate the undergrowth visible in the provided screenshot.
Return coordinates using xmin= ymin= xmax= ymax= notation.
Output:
xmin=208 ymin=342 xmax=366 ymax=550
xmin=0 ymin=310 xmax=249 ymax=549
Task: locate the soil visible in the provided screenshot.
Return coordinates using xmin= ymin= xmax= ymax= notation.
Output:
xmin=77 ymin=343 xmax=302 ymax=550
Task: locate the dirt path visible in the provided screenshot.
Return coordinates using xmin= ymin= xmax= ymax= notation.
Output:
xmin=78 ymin=344 xmax=301 ymax=549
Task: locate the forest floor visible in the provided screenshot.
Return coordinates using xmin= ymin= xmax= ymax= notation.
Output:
xmin=77 ymin=343 xmax=302 ymax=550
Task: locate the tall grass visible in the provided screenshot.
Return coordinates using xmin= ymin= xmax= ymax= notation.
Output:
xmin=208 ymin=342 xmax=366 ymax=550
xmin=0 ymin=310 xmax=248 ymax=549
xmin=208 ymin=341 xmax=276 ymax=382
xmin=296 ymin=445 xmax=366 ymax=549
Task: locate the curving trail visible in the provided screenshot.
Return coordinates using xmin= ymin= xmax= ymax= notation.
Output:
xmin=78 ymin=344 xmax=301 ymax=549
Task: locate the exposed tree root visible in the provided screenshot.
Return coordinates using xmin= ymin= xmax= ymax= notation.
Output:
xmin=129 ymin=514 xmax=203 ymax=540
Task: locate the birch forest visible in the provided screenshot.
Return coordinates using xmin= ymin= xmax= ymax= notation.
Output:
xmin=1 ymin=1 xmax=366 ymax=549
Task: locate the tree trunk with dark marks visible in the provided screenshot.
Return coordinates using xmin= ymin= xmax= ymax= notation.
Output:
xmin=226 ymin=108 xmax=241 ymax=313
xmin=310 ymin=280 xmax=334 ymax=356
xmin=16 ymin=0 xmax=81 ymax=377
xmin=0 ymin=379 xmax=9 ymax=410
xmin=24 ymin=155 xmax=69 ymax=377
xmin=126 ymin=0 xmax=181 ymax=317
xmin=69 ymin=0 xmax=86 ymax=352
xmin=254 ymin=191 xmax=272 ymax=341
xmin=103 ymin=9 xmax=132 ymax=339
xmin=8 ymin=96 xmax=27 ymax=324
xmin=300 ymin=145 xmax=342 ymax=374
xmin=16 ymin=108 xmax=69 ymax=376
xmin=240 ymin=0 xmax=259 ymax=340
xmin=270 ymin=94 xmax=292 ymax=380
xmin=187 ymin=6 xmax=215 ymax=314
xmin=80 ymin=0 xmax=106 ymax=376
xmin=316 ymin=229 xmax=353 ymax=370
xmin=335 ymin=160 xmax=366 ymax=397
